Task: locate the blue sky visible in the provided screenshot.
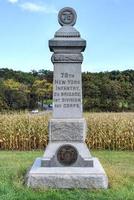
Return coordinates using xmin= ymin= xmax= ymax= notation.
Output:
xmin=0 ymin=0 xmax=134 ymax=72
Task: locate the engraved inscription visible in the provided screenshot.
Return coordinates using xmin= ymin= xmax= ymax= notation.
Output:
xmin=57 ymin=145 xmax=78 ymax=166
xmin=53 ymin=72 xmax=82 ymax=109
xmin=61 ymin=11 xmax=73 ymax=24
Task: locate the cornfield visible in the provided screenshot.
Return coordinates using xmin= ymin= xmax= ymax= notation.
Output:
xmin=85 ymin=112 xmax=134 ymax=151
xmin=0 ymin=112 xmax=133 ymax=150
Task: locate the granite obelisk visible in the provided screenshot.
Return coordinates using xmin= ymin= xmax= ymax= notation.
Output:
xmin=26 ymin=7 xmax=108 ymax=189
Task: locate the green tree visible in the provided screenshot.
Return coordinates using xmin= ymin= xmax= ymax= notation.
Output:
xmin=3 ymin=79 xmax=29 ymax=109
xmin=32 ymin=79 xmax=52 ymax=109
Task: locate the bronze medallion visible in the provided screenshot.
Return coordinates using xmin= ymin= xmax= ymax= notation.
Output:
xmin=57 ymin=145 xmax=78 ymax=166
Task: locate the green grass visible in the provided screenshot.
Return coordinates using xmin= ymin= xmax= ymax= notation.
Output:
xmin=0 ymin=151 xmax=133 ymax=200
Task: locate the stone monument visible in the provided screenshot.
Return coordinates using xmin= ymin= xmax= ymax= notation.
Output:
xmin=26 ymin=7 xmax=108 ymax=189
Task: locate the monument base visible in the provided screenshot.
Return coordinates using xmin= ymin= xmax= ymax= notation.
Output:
xmin=26 ymin=157 xmax=108 ymax=189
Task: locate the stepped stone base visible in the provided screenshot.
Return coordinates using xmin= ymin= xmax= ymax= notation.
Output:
xmin=26 ymin=141 xmax=108 ymax=189
xmin=26 ymin=157 xmax=108 ymax=189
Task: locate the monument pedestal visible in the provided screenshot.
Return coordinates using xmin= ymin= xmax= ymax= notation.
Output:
xmin=26 ymin=119 xmax=108 ymax=188
xmin=26 ymin=7 xmax=108 ymax=189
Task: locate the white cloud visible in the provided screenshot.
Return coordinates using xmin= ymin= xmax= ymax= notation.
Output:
xmin=20 ymin=2 xmax=57 ymax=14
xmin=8 ymin=0 xmax=18 ymax=4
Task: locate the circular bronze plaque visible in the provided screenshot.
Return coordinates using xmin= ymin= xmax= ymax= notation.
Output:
xmin=57 ymin=145 xmax=78 ymax=166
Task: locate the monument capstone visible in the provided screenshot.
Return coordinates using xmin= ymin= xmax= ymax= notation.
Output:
xmin=26 ymin=7 xmax=108 ymax=189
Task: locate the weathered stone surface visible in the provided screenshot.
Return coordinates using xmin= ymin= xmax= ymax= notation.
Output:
xmin=26 ymin=157 xmax=108 ymax=189
xmin=49 ymin=119 xmax=86 ymax=141
xmin=55 ymin=26 xmax=80 ymax=38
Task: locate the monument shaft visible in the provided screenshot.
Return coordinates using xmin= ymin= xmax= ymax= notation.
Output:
xmin=53 ymin=63 xmax=82 ymax=118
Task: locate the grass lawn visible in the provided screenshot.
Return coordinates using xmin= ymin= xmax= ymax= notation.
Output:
xmin=0 ymin=150 xmax=133 ymax=200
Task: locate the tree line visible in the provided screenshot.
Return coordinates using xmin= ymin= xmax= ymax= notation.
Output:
xmin=0 ymin=68 xmax=134 ymax=112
